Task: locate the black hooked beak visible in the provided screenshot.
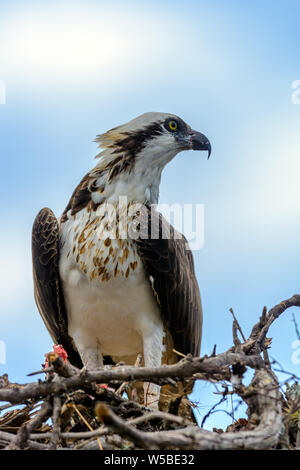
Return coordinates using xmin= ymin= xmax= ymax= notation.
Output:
xmin=190 ymin=130 xmax=211 ymax=159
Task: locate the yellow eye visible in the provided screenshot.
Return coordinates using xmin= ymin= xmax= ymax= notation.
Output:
xmin=168 ymin=120 xmax=178 ymax=131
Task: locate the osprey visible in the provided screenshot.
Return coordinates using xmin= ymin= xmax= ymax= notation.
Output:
xmin=32 ymin=112 xmax=211 ymax=409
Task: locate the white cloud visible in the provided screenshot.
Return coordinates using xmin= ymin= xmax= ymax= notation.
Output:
xmin=0 ymin=3 xmax=229 ymax=86
xmin=0 ymin=8 xmax=141 ymax=81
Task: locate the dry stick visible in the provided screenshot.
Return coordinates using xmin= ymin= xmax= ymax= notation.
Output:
xmin=1 ymin=294 xmax=299 ymax=450
xmin=70 ymin=400 xmax=103 ymax=451
xmin=116 ymin=353 xmax=143 ymax=396
xmin=296 ymin=414 xmax=300 ymax=448
xmin=0 ymin=352 xmax=263 ymax=405
xmin=30 ymin=426 xmax=109 ymax=442
xmin=30 ymin=412 xmax=190 ymax=446
xmin=0 ymin=403 xmax=13 ymax=412
xmin=291 ymin=311 xmax=300 ymax=341
xmin=287 ymin=395 xmax=300 ymax=448
xmin=95 ymin=367 xmax=282 ymax=450
xmin=200 ymin=395 xmax=228 ymax=428
xmin=173 ymin=348 xmax=187 ymax=358
xmin=27 ymin=367 xmax=54 ymax=377
xmin=257 ymin=295 xmax=300 ymax=350
xmin=229 ymin=308 xmax=246 ymax=342
xmin=50 ymin=395 xmax=61 ymax=450
xmin=8 ymin=400 xmax=52 ymax=450
xmin=95 ymin=403 xmax=154 ymax=449
xmin=232 ymin=320 xmax=242 ymax=348
xmin=262 ymin=347 xmax=272 ymax=368
xmin=0 ymin=430 xmax=51 ymax=450
xmin=128 ymin=410 xmax=190 ymax=427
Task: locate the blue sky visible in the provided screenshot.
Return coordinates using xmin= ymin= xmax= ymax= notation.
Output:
xmin=0 ymin=0 xmax=299 ymax=430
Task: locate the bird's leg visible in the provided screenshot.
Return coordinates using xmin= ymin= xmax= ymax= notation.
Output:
xmin=142 ymin=326 xmax=165 ymax=409
xmin=81 ymin=347 xmax=104 ymax=369
xmin=72 ymin=334 xmax=104 ymax=370
xmin=74 ymin=338 xmax=114 ymax=390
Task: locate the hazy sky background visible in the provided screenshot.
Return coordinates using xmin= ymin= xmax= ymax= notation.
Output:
xmin=0 ymin=0 xmax=299 ymax=430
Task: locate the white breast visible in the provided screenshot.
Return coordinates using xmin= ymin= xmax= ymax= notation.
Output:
xmin=58 ymin=207 xmax=164 ymax=366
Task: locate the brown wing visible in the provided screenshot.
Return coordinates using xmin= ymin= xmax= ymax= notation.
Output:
xmin=135 ymin=206 xmax=202 ymax=357
xmin=32 ymin=208 xmax=83 ymax=368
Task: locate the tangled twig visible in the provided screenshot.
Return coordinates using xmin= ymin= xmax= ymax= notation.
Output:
xmin=0 ymin=294 xmax=299 ymax=450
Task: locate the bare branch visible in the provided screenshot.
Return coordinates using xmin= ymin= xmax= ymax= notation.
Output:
xmin=0 ymin=294 xmax=299 ymax=450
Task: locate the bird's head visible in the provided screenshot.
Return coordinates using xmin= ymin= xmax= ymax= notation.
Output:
xmin=94 ymin=112 xmax=211 ymax=203
xmin=96 ymin=112 xmax=210 ymax=165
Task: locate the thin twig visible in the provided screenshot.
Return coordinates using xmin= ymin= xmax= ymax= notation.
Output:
xmin=116 ymin=353 xmax=143 ymax=396
xmin=229 ymin=308 xmax=246 ymax=342
xmin=70 ymin=400 xmax=103 ymax=451
xmin=50 ymin=396 xmax=61 ymax=450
